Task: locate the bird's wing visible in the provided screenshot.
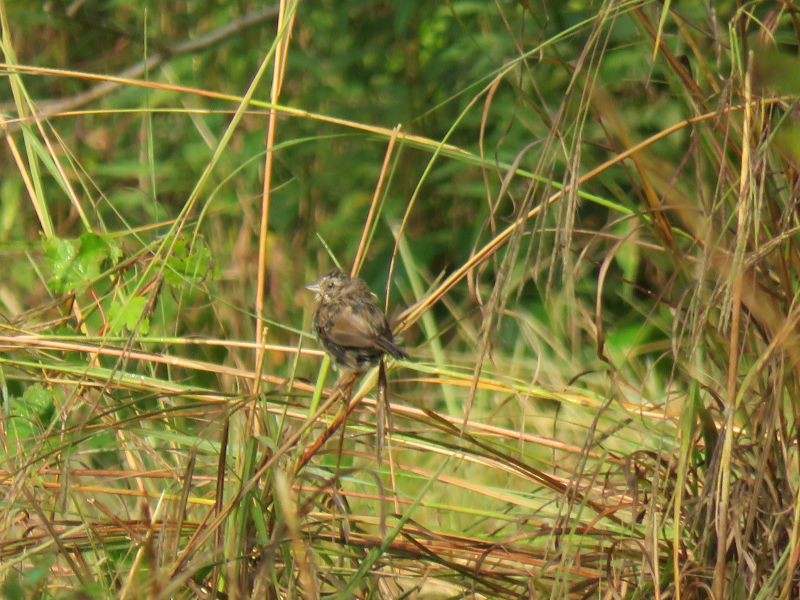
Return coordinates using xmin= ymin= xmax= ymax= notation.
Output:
xmin=325 ymin=304 xmax=387 ymax=349
xmin=327 ymin=305 xmax=408 ymax=360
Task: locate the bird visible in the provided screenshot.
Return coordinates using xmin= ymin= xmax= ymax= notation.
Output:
xmin=307 ymin=269 xmax=408 ymax=372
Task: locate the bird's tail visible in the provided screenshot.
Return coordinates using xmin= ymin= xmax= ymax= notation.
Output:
xmin=378 ymin=338 xmax=409 ymax=361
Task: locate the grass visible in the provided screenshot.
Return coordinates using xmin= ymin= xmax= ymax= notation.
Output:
xmin=2 ymin=1 xmax=800 ymax=598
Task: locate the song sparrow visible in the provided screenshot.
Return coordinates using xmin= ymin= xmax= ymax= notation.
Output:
xmin=307 ymin=270 xmax=408 ymax=371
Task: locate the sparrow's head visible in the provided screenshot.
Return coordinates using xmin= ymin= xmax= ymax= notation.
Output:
xmin=306 ymin=270 xmax=350 ymax=303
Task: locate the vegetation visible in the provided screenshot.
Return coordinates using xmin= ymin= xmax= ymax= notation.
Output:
xmin=1 ymin=1 xmax=800 ymax=597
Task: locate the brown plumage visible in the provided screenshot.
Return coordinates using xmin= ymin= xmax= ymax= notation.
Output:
xmin=307 ymin=270 xmax=408 ymax=371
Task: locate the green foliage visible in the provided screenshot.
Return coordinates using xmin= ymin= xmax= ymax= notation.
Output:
xmin=43 ymin=233 xmax=122 ymax=295
xmin=0 ymin=571 xmax=24 ymax=600
xmin=164 ymin=235 xmax=211 ymax=287
xmin=107 ymin=295 xmax=150 ymax=335
xmin=6 ymin=384 xmax=57 ymax=447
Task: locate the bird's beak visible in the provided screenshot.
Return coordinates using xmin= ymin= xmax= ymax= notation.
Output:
xmin=305 ymin=280 xmax=320 ymax=293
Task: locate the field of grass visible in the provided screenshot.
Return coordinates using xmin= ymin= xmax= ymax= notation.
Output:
xmin=1 ymin=1 xmax=800 ymax=598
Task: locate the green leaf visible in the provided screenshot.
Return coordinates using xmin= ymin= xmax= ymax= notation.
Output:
xmin=7 ymin=384 xmax=57 ymax=444
xmin=108 ymin=296 xmax=150 ymax=335
xmin=1 ymin=573 xmax=24 ymax=600
xmin=21 ymin=383 xmax=55 ymax=420
xmin=164 ymin=235 xmax=212 ymax=286
xmin=0 ymin=176 xmax=22 ymax=242
xmin=24 ymin=556 xmax=55 ymax=587
xmin=44 ymin=233 xmax=122 ymax=294
xmin=43 ymin=236 xmax=77 ymax=294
